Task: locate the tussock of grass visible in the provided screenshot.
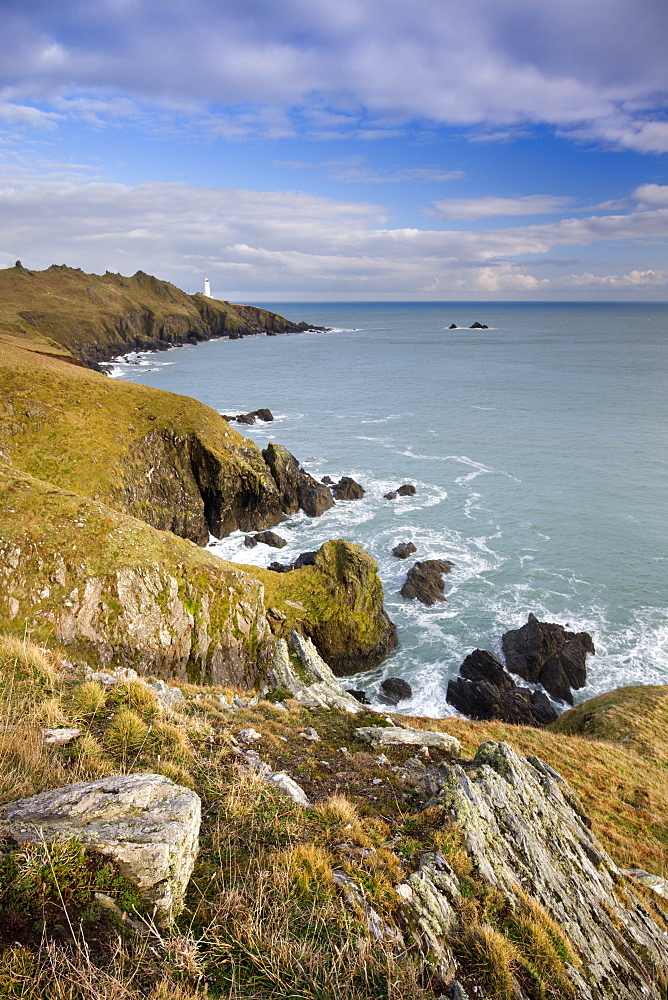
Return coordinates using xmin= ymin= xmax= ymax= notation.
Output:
xmin=70 ymin=681 xmax=106 ymax=719
xmin=104 ymin=710 xmax=150 ymax=758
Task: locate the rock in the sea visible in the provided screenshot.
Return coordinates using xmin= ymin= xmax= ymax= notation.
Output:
xmin=501 ymin=612 xmax=595 ymax=703
xmin=354 ymin=726 xmax=461 ymax=755
xmin=384 ymin=491 xmax=398 ymax=500
xmin=262 ymin=442 xmax=335 ymax=518
xmin=346 ymin=688 xmax=370 ymax=705
xmin=0 ymin=773 xmax=201 ymax=928
xmin=392 ymin=541 xmax=417 ymax=559
xmin=448 ymin=323 xmax=457 ymax=329
xmin=270 ymin=631 xmax=365 ymax=713
xmin=244 ymin=530 xmax=287 ymax=549
xmin=416 ymin=741 xmax=668 ymax=1000
xmin=321 ymin=475 xmax=334 ymax=485
xmin=400 ymin=559 xmax=454 ymax=605
xmin=446 ymin=648 xmax=557 ymax=727
xmin=396 ymin=484 xmax=416 ymax=496
xmin=333 ymin=476 xmax=365 ymax=500
xmin=469 ymin=321 xmax=488 ymax=329
xmin=379 ymin=677 xmax=413 ymax=705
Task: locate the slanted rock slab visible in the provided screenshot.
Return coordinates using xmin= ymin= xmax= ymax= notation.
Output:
xmin=355 ymin=726 xmax=460 ymax=755
xmin=0 ymin=773 xmax=201 ymax=928
xmin=400 ymin=559 xmax=454 ymax=605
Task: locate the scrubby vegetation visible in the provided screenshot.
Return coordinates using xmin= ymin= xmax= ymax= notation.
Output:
xmin=1 ymin=634 xmax=667 ymax=999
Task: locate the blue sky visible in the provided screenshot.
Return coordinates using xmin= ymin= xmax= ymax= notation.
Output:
xmin=1 ymin=0 xmax=667 ymax=300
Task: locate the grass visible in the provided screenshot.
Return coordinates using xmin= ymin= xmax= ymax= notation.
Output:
xmin=1 ymin=633 xmax=667 ymax=998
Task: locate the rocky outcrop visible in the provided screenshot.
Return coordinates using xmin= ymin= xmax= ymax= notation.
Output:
xmin=400 ymin=559 xmax=454 ymax=605
xmin=446 ymin=648 xmax=558 ymax=727
xmin=502 ymin=613 xmax=595 ymax=704
xmin=244 ymin=530 xmax=287 ymax=548
xmin=270 ymin=631 xmax=365 ymax=713
xmin=223 ymin=408 xmax=273 ymax=425
xmin=332 ymin=476 xmax=365 ymax=500
xmin=392 ymin=542 xmax=417 ymax=559
xmin=262 ymin=442 xmax=334 ymax=518
xmin=302 ymin=540 xmax=398 ymax=675
xmin=379 ymin=677 xmax=413 ymax=704
xmin=401 ymin=741 xmax=668 ymax=1000
xmin=0 ymin=464 xmax=274 ymax=686
xmin=0 ymin=773 xmax=201 ymax=928
xmin=354 ymin=726 xmax=461 ymax=755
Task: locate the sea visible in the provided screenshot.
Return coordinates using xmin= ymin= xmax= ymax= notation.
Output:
xmin=111 ymin=302 xmax=668 ymax=717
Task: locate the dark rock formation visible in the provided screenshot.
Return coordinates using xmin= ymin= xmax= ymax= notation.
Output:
xmin=400 ymin=559 xmax=454 ymax=605
xmin=244 ymin=530 xmax=287 ymax=549
xmin=266 ymin=550 xmax=317 ymax=573
xmin=262 ymin=442 xmax=335 ymax=518
xmin=397 ymin=484 xmax=416 ymax=496
xmin=502 ymin=612 xmax=595 ymax=704
xmin=379 ymin=677 xmax=413 ymax=705
xmin=346 ymin=689 xmax=370 ymax=705
xmin=470 ymin=321 xmax=488 ymax=329
xmin=392 ymin=541 xmax=417 ymax=559
xmin=384 ymin=491 xmax=398 ymax=500
xmin=333 ymin=476 xmax=365 ymax=500
xmin=321 ymin=475 xmax=334 ymax=485
xmin=446 ymin=649 xmax=558 ymax=727
xmin=226 ymin=408 xmax=274 ymax=425
xmin=448 ymin=323 xmax=457 ymax=329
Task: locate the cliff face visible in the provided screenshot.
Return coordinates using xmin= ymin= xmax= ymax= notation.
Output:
xmin=0 ymin=263 xmax=311 ymax=365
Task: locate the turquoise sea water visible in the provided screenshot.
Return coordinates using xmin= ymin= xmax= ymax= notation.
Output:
xmin=112 ymin=302 xmax=668 ymax=716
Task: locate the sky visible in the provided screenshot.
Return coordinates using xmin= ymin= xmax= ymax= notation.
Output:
xmin=1 ymin=0 xmax=668 ymax=301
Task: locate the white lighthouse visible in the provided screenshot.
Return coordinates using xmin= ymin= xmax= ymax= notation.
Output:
xmin=203 ymin=277 xmax=211 ymax=298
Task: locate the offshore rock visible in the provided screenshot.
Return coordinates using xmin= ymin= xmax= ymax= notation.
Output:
xmin=391 ymin=541 xmax=417 ymax=559
xmin=422 ymin=742 xmax=668 ymax=1000
xmin=262 ymin=442 xmax=334 ymax=518
xmin=244 ymin=530 xmax=287 ymax=548
xmin=270 ymin=631 xmax=365 ymax=713
xmin=379 ymin=677 xmax=413 ymax=705
xmin=0 ymin=773 xmax=201 ymax=928
xmin=446 ymin=648 xmax=558 ymax=727
xmin=400 ymin=559 xmax=454 ymax=605
xmin=502 ymin=612 xmax=595 ymax=704
xmin=332 ymin=476 xmax=365 ymax=500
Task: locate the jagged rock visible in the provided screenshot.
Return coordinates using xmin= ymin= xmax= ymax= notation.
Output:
xmin=262 ymin=442 xmax=334 ymax=518
xmin=264 ymin=771 xmax=310 ymax=807
xmin=237 ymin=728 xmax=263 ymax=742
xmin=622 ymin=869 xmax=668 ymax=898
xmin=147 ymin=678 xmax=185 ymax=710
xmin=396 ymin=484 xmax=417 ymax=496
xmin=420 ymin=741 xmax=668 ymax=1000
xmin=233 ymin=408 xmax=273 ymax=425
xmin=321 ymin=475 xmax=334 ymax=485
xmin=333 ymin=476 xmax=365 ymax=500
xmin=306 ymin=540 xmax=398 ymax=674
xmin=244 ymin=530 xmax=287 ymax=548
xmin=270 ymin=631 xmax=365 ymax=713
xmin=446 ymin=648 xmax=558 ymax=727
xmin=502 ymin=612 xmax=595 ymax=704
xmin=293 ymin=550 xmax=317 ymax=568
xmin=448 ymin=323 xmax=457 ymax=329
xmin=379 ymin=677 xmax=413 ymax=705
xmin=0 ymin=773 xmax=201 ymax=928
xmin=384 ymin=491 xmax=398 ymax=500
xmin=392 ymin=542 xmax=417 ymax=559
xmin=346 ymin=689 xmax=370 ymax=705
xmin=354 ymin=726 xmax=460 ymax=755
xmin=299 ymin=727 xmax=320 ymax=741
xmin=400 ymin=559 xmax=454 ymax=605
xmin=470 ymin=321 xmax=488 ymax=329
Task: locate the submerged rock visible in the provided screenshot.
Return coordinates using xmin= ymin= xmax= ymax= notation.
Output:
xmin=0 ymin=773 xmax=201 ymax=928
xmin=400 ymin=559 xmax=454 ymax=605
xmin=502 ymin=612 xmax=595 ymax=704
xmin=446 ymin=648 xmax=558 ymax=727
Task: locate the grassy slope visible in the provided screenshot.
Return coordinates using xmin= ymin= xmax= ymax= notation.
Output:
xmin=0 ymin=263 xmax=302 ymax=362
xmin=1 ymin=636 xmax=666 ymax=1000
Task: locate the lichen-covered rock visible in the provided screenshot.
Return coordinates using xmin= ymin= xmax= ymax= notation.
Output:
xmin=501 ymin=612 xmax=594 ymax=704
xmin=264 ymin=771 xmax=311 ymax=807
xmin=354 ymin=726 xmax=461 ymax=755
xmin=426 ymin=741 xmax=668 ymax=999
xmin=0 ymin=773 xmax=201 ymax=928
xmin=270 ymin=631 xmax=365 ymax=713
xmin=0 ymin=464 xmax=274 ymax=686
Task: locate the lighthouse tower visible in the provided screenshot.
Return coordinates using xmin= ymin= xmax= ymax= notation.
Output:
xmin=203 ymin=278 xmax=211 ymax=298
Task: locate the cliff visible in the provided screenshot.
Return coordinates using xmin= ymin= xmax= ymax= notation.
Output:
xmin=0 ymin=262 xmax=313 ymax=366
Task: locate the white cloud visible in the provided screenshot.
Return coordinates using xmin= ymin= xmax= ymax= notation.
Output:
xmin=0 ymin=1 xmax=667 ymax=150
xmin=0 ymin=169 xmax=667 ymax=298
xmin=431 ymin=195 xmax=575 ymax=220
xmin=633 ymin=184 xmax=668 ymax=208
